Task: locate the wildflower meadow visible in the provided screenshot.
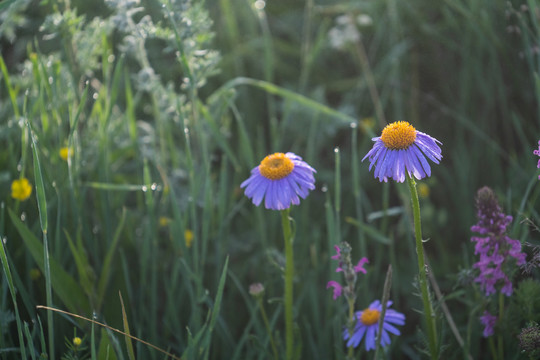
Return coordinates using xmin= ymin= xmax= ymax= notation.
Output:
xmin=2 ymin=0 xmax=540 ymax=359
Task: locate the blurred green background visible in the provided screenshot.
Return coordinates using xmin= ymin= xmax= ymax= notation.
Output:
xmin=1 ymin=0 xmax=539 ymax=358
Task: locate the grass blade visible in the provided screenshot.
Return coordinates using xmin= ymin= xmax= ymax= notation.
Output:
xmin=0 ymin=229 xmax=28 ymax=359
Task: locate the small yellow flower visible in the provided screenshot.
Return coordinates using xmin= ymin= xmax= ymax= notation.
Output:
xmin=360 ymin=117 xmax=375 ymax=133
xmin=59 ymin=147 xmax=72 ymax=161
xmin=73 ymin=337 xmax=82 ymax=347
xmin=11 ymin=178 xmax=32 ymax=201
xmin=418 ymin=183 xmax=430 ymax=199
xmin=30 ymin=268 xmax=41 ymax=281
xmin=184 ymin=229 xmax=194 ymax=248
xmin=159 ymin=216 xmax=171 ymax=227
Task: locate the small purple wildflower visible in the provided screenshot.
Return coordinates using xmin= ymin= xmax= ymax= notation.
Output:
xmin=480 ymin=311 xmax=497 ymax=337
xmin=327 ymin=242 xmax=369 ymax=301
xmin=534 ymin=140 xmax=540 ymax=180
xmin=344 ymin=300 xmax=405 ymax=350
xmin=471 ymin=187 xmax=526 ymax=296
xmin=326 ymin=281 xmax=342 ymax=300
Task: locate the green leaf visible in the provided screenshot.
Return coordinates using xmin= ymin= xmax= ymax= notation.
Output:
xmin=8 ymin=208 xmax=91 ymax=314
xmin=345 ymin=217 xmax=391 ymax=244
xmin=202 ymin=257 xmax=229 ymax=360
xmin=119 ymin=292 xmax=136 ymax=360
xmin=210 ymin=77 xmax=360 ymax=128
xmin=97 ymin=327 xmax=119 ymax=360
xmin=97 ymin=208 xmax=126 ymax=310
xmin=27 ymin=121 xmax=48 ymax=233
xmin=0 ymin=0 xmax=19 ymax=11
xmin=65 ymin=230 xmax=96 ymax=305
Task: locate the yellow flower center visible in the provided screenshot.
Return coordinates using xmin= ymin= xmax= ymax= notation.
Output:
xmin=360 ymin=308 xmax=380 ymax=326
xmin=259 ymin=153 xmax=295 ymax=180
xmin=380 ymin=121 xmax=417 ymax=150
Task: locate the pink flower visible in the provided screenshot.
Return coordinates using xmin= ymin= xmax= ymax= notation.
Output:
xmin=326 ymin=281 xmax=343 ymax=300
xmin=327 ymin=242 xmax=369 ymax=301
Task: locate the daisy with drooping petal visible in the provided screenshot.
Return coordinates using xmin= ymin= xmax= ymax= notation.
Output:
xmin=241 ymin=152 xmax=316 ymax=210
xmin=362 ymin=121 xmax=442 ymax=183
xmin=344 ymin=300 xmax=405 ymax=351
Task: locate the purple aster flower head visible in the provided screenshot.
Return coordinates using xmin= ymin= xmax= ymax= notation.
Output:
xmin=480 ymin=311 xmax=497 ymax=337
xmin=362 ymin=121 xmax=442 ymax=183
xmin=471 ymin=187 xmax=527 ymax=296
xmin=327 ymin=242 xmax=369 ymax=301
xmin=344 ymin=300 xmax=405 ymax=351
xmin=240 ymin=152 xmax=316 ymax=210
xmin=534 ymin=140 xmax=540 ymax=179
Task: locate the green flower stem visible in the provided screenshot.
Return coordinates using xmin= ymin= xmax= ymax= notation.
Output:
xmin=257 ymin=297 xmax=279 ymax=360
xmin=346 ymin=297 xmax=355 ymax=360
xmin=497 ymin=292 xmax=504 ymax=360
xmin=406 ymin=175 xmax=437 ymax=359
xmin=281 ymin=209 xmax=294 ymax=360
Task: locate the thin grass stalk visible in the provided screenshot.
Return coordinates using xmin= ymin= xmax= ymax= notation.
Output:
xmin=23 ymin=322 xmax=36 ymax=360
xmin=406 ymin=175 xmax=437 ymax=359
xmin=0 ymin=230 xmax=27 ymax=359
xmin=352 ymin=39 xmax=386 ymax=128
xmin=351 ymin=125 xmax=366 ymax=256
xmin=497 ymin=292 xmax=504 ymax=359
xmin=346 ymin=296 xmax=355 ymax=360
xmin=28 ymin=122 xmax=53 ymax=359
xmin=374 ymin=265 xmax=392 ymax=359
xmin=256 ymin=296 xmax=279 ymax=360
xmin=281 ymin=209 xmax=295 ymax=360
xmin=334 ymin=147 xmax=341 ymax=245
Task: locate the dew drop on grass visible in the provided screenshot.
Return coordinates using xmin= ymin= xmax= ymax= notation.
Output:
xmin=93 ymin=93 xmax=98 ymax=100
xmin=2 ymin=237 xmax=6 ymax=245
xmin=20 ymin=212 xmax=26 ymax=221
xmin=107 ymin=54 xmax=115 ymax=63
xmin=321 ymin=185 xmax=328 ymax=192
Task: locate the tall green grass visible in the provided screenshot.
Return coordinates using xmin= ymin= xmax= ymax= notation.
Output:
xmin=0 ymin=0 xmax=539 ymax=359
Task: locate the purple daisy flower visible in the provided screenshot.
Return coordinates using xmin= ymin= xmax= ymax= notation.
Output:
xmin=344 ymin=300 xmax=405 ymax=351
xmin=240 ymin=152 xmax=316 ymax=210
xmin=362 ymin=121 xmax=442 ymax=183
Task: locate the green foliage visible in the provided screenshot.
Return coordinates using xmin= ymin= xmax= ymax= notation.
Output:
xmin=1 ymin=0 xmax=540 ymax=359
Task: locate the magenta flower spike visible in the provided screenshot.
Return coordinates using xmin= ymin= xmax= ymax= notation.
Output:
xmin=471 ymin=187 xmax=526 ymax=296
